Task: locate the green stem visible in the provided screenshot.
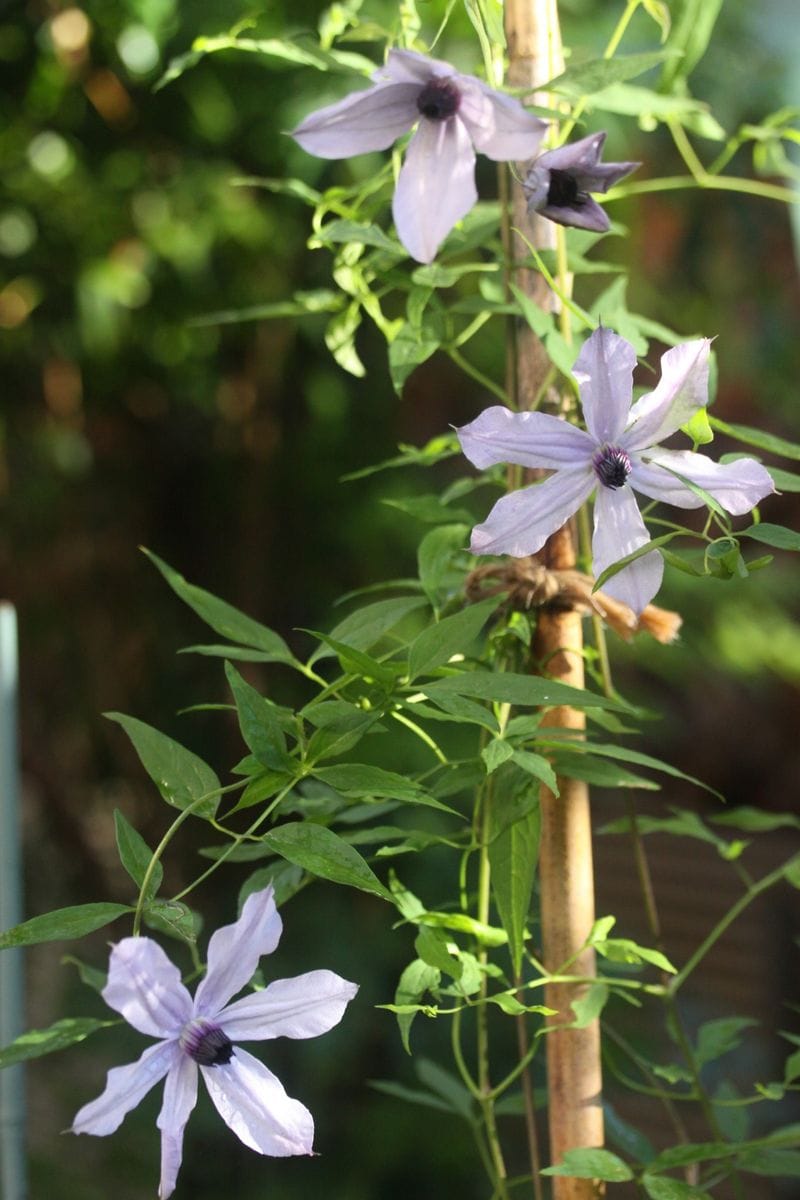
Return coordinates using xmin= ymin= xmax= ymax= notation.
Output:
xmin=132 ymin=780 xmax=245 ymax=935
xmin=447 ymin=346 xmax=510 ymax=404
xmin=671 ymin=857 xmax=797 ymax=991
xmin=558 ymin=0 xmax=641 ymax=143
xmin=391 ymin=709 xmax=448 ymax=763
xmin=607 ymin=173 xmax=799 ymax=206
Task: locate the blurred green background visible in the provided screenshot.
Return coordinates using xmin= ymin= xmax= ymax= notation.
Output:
xmin=2 ymin=0 xmax=800 ymax=1196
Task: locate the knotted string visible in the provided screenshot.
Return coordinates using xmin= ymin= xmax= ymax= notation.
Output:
xmin=465 ymin=557 xmax=682 ymax=644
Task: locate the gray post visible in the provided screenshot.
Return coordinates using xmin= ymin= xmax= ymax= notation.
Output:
xmin=0 ymin=603 xmax=25 ymax=1200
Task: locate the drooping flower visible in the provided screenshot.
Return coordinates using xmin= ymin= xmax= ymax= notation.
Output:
xmin=291 ymin=48 xmax=547 ymax=264
xmin=523 ymin=132 xmax=638 ymax=233
xmin=71 ymin=886 xmax=358 ymax=1199
xmin=457 ymin=326 xmax=774 ymax=614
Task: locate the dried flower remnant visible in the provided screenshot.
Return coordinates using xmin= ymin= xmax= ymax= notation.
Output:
xmin=291 ymin=49 xmax=547 ymax=263
xmin=523 ymin=132 xmax=638 ymax=232
xmin=71 ymin=886 xmax=358 ymax=1199
xmin=458 ymin=326 xmax=774 ymax=613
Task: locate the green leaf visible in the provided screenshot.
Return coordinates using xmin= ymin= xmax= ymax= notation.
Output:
xmin=0 ymin=903 xmax=131 ymax=949
xmin=741 ymin=523 xmax=800 ymax=551
xmin=545 ymin=739 xmax=719 ymax=799
xmin=395 ymin=958 xmax=441 ymax=1052
xmin=303 ymin=702 xmax=380 ymax=762
xmin=315 ymin=219 xmax=400 ymax=254
xmin=714 ymin=806 xmax=796 ymax=835
xmin=695 ymin=1017 xmax=758 ymax=1067
xmin=144 ymin=549 xmax=296 ymax=662
xmin=550 ymin=752 xmax=659 ymax=790
xmin=570 ymin=983 xmax=610 ymax=1027
xmin=541 ymin=1148 xmax=634 ymax=1182
xmin=417 ymin=524 xmax=470 ymax=610
xmin=142 ymin=899 xmax=199 ymax=945
xmin=369 ymin=1078 xmax=452 ymax=1113
xmin=511 ymin=749 xmax=559 ymax=793
xmin=546 ymin=50 xmax=675 ymax=97
xmin=738 ymin=1148 xmax=800 ymax=1176
xmin=647 ymin=1142 xmax=730 ymax=1171
xmin=106 ymin=713 xmax=221 ymax=818
xmin=660 ymin=0 xmax=724 ymax=89
xmin=325 ymin=300 xmax=365 ymax=377
xmin=603 ymin=1101 xmax=656 ymax=1166
xmin=488 ymin=788 xmax=540 ymax=974
xmin=414 ymin=926 xmax=463 ymax=980
xmin=312 ymin=764 xmax=458 ymax=815
xmin=587 ymin=84 xmax=724 ymax=140
xmin=113 ymin=809 xmax=162 ymax=898
xmin=189 ymin=289 xmax=343 ymax=327
xmin=303 ymin=631 xmax=396 ymax=688
xmin=642 ymin=1175 xmax=712 ymax=1200
xmin=389 ymin=320 xmax=441 ymax=393
xmin=482 ymin=739 xmax=515 ymax=775
xmin=0 ymin=1017 xmax=115 ymax=1068
xmin=262 ymin=822 xmax=391 ymax=901
xmin=709 ymin=417 xmax=800 ymax=462
xmin=408 ymin=596 xmax=498 ymax=681
xmin=224 ymin=662 xmax=292 ymax=771
xmin=311 ymin=596 xmax=427 ymax=664
xmin=416 ymin=1057 xmax=474 ymax=1119
xmin=419 ymin=671 xmax=623 ymax=711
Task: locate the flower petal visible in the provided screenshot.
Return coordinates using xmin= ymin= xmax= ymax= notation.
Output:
xmin=534 ymin=132 xmax=638 ymax=191
xmin=624 ymin=339 xmax=711 ymax=451
xmin=202 ymin=1048 xmax=314 ymax=1157
xmin=458 ymin=81 xmax=547 ymax=160
xmin=220 ymin=971 xmax=358 ymax=1042
xmin=458 ymin=406 xmax=595 ymax=470
xmin=374 ymin=48 xmax=447 ymax=85
xmin=573 ymin=326 xmax=636 ymax=445
xmin=469 ymin=467 xmax=594 ymax=558
xmin=71 ymin=1040 xmax=180 ymax=1137
xmin=194 ymin=886 xmax=282 ymax=1018
xmin=632 ymin=450 xmax=775 ymax=515
xmin=592 ymin=486 xmax=663 ymax=614
xmin=157 ymin=1052 xmax=199 ymax=1200
xmin=538 ymin=196 xmax=611 ymax=233
xmin=291 ymin=83 xmax=420 ymax=158
xmin=392 ymin=117 xmax=477 ymax=263
xmin=102 ymin=938 xmax=192 ymax=1038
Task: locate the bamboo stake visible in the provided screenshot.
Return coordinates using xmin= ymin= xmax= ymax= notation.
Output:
xmin=502 ymin=2 xmax=605 ymax=1195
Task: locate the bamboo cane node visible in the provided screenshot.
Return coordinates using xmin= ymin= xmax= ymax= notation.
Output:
xmin=465 ymin=558 xmax=682 ymax=644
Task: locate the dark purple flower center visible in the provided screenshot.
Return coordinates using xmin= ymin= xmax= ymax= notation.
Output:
xmin=547 ymin=169 xmax=589 ymax=209
xmin=180 ymin=1018 xmax=235 ymax=1067
xmin=416 ymin=78 xmax=461 ymax=121
xmin=593 ymin=444 xmax=632 ymax=489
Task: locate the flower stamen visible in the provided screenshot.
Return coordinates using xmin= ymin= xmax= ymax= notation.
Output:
xmin=592 ymin=444 xmax=632 ymax=490
xmin=416 ymin=78 xmax=461 ymax=121
xmin=180 ymin=1018 xmax=235 ymax=1067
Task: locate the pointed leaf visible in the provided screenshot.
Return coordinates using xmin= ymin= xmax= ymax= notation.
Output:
xmin=144 ymin=549 xmax=296 ymax=662
xmin=114 ymin=809 xmax=163 ymax=898
xmin=542 ymin=1148 xmax=634 ymax=1182
xmin=488 ymin=788 xmax=540 ymax=975
xmin=408 ymin=597 xmax=498 ymax=681
xmin=263 ymin=821 xmax=391 ymax=900
xmin=106 ymin=712 xmax=221 ymax=818
xmin=0 ymin=904 xmax=131 ymax=949
xmin=224 ymin=662 xmax=292 ymax=770
xmin=0 ymin=1018 xmax=115 ymax=1067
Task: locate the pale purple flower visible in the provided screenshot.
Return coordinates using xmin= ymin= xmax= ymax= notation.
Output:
xmin=71 ymin=886 xmax=358 ymax=1199
xmin=458 ymin=327 xmax=774 ymax=613
xmin=291 ymin=48 xmax=547 ymax=264
xmin=523 ymin=131 xmax=638 ymax=233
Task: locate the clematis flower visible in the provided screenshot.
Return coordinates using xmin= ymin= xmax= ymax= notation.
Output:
xmin=291 ymin=48 xmax=547 ymax=264
xmin=458 ymin=326 xmax=774 ymax=613
xmin=71 ymin=886 xmax=358 ymax=1199
xmin=523 ymin=131 xmax=638 ymax=232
